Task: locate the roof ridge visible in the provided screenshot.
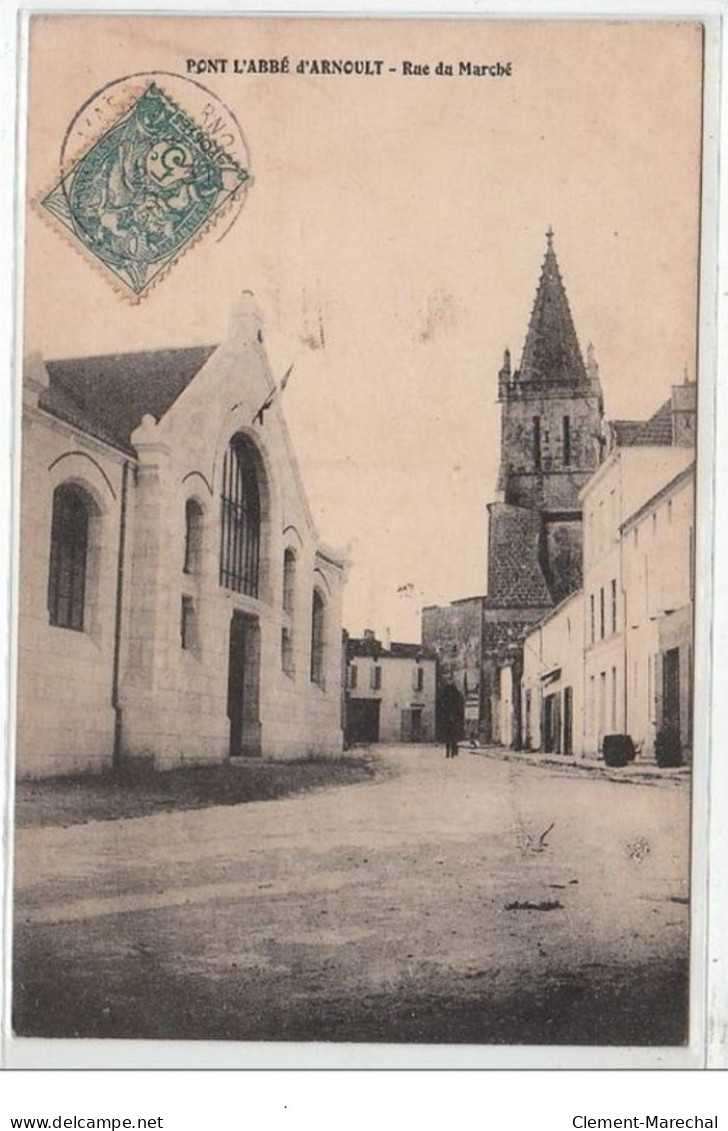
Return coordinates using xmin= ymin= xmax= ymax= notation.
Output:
xmin=44 ymin=343 xmax=219 ymax=365
xmin=40 ymin=345 xmax=218 ymax=450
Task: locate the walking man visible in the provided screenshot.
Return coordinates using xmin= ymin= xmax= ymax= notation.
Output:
xmin=440 ymin=676 xmax=463 ymax=759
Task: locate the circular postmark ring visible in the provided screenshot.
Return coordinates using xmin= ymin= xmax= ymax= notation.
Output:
xmin=60 ymin=72 xmax=253 ymax=246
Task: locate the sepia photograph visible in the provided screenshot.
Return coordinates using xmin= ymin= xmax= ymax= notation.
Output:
xmin=7 ymin=14 xmax=711 ymax=1063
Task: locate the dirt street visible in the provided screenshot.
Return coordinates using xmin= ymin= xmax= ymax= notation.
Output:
xmin=13 ymin=746 xmax=690 ymax=1045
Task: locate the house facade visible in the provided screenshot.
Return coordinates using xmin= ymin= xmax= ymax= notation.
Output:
xmin=17 ymin=294 xmax=345 ymax=778
xmin=520 ymin=423 xmax=695 ymax=762
xmin=621 ymin=462 xmax=695 ymax=761
xmin=581 ymin=443 xmax=693 ymax=758
xmin=521 ymin=589 xmax=584 ymax=757
xmin=345 ymin=632 xmax=436 ymax=745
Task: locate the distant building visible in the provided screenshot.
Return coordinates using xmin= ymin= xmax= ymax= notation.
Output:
xmin=17 ymin=294 xmax=345 ymax=778
xmin=420 ymin=598 xmax=483 ymax=742
xmin=345 ymin=631 xmax=436 ymax=745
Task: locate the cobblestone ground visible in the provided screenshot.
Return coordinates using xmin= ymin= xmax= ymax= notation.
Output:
xmin=13 ymin=745 xmax=690 ymax=1047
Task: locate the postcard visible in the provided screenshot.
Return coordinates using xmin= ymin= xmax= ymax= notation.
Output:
xmin=3 ymin=12 xmax=721 ymax=1068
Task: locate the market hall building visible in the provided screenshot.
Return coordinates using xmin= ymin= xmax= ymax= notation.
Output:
xmin=17 ymin=294 xmax=345 ymax=778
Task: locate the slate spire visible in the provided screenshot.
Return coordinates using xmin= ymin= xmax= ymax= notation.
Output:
xmin=518 ymin=229 xmax=587 ymax=384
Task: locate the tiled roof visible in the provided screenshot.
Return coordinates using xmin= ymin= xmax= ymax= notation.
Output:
xmin=39 ymin=346 xmax=217 ymax=453
xmin=517 ymin=231 xmax=587 ymax=385
xmin=347 ymin=637 xmax=431 ymax=661
xmin=487 ymin=504 xmax=554 ymax=607
xmin=389 ymin=642 xmax=424 ymax=659
xmin=610 ymin=398 xmax=672 ymax=448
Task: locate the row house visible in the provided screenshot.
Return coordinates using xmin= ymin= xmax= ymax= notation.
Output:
xmin=521 ymin=391 xmax=695 ymax=761
xmin=345 ymin=632 xmax=437 ymax=745
xmin=622 ymin=461 xmax=695 ymax=760
xmin=521 ymin=589 xmax=584 ymax=756
xmin=581 ymin=400 xmax=694 ymax=759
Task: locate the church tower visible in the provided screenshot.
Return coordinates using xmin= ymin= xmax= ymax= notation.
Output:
xmin=424 ymin=230 xmax=607 ymax=748
xmin=489 ymin=230 xmax=604 ymax=604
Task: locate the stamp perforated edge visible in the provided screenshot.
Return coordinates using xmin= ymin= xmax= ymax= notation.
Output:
xmin=33 ymin=77 xmax=253 ymax=304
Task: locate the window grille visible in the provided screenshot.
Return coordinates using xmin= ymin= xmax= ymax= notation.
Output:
xmin=48 ymin=484 xmax=90 ymax=631
xmin=219 ymin=434 xmax=261 ymax=596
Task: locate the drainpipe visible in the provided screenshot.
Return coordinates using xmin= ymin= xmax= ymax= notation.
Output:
xmin=112 ymin=460 xmax=130 ymax=773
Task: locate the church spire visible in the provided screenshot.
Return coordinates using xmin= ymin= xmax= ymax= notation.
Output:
xmin=518 ymin=229 xmax=587 ymax=384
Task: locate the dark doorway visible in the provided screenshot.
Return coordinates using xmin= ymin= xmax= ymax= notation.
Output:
xmin=563 ymin=686 xmax=573 ymax=756
xmin=401 ymin=707 xmax=424 ymax=743
xmin=347 ymin=699 xmax=381 ymax=744
xmin=543 ymin=693 xmax=561 ymax=753
xmin=524 ymin=690 xmax=532 ymax=749
xmin=227 ymin=611 xmax=262 ymax=757
xmin=662 ymin=647 xmax=681 ymax=739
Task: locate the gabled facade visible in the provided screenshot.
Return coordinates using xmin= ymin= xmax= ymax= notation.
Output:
xmin=17 ymin=294 xmax=345 ymax=778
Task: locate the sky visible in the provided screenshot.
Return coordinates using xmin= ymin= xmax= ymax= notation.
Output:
xmin=23 ymin=17 xmax=703 ymax=641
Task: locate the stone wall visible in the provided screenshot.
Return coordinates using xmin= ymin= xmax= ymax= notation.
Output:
xmin=16 ymin=399 xmax=125 ymax=777
xmin=499 ymin=390 xmax=602 ymax=513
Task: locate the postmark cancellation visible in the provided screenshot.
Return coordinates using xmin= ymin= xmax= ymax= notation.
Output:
xmin=41 ymin=82 xmax=251 ymax=299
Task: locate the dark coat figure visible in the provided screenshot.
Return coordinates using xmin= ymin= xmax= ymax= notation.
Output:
xmin=440 ymin=681 xmax=464 ymax=758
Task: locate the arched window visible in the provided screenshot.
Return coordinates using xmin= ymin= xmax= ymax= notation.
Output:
xmin=184 ymin=499 xmax=204 ymax=574
xmin=283 ymin=548 xmax=296 ymax=614
xmin=281 ymin=548 xmax=297 ymax=677
xmin=219 ymin=434 xmax=261 ymax=596
xmin=310 ymin=589 xmax=326 ymax=686
xmin=47 ymin=483 xmax=91 ymax=630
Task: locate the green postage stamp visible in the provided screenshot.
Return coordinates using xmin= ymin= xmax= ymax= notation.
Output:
xmin=41 ymin=82 xmax=250 ymax=298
